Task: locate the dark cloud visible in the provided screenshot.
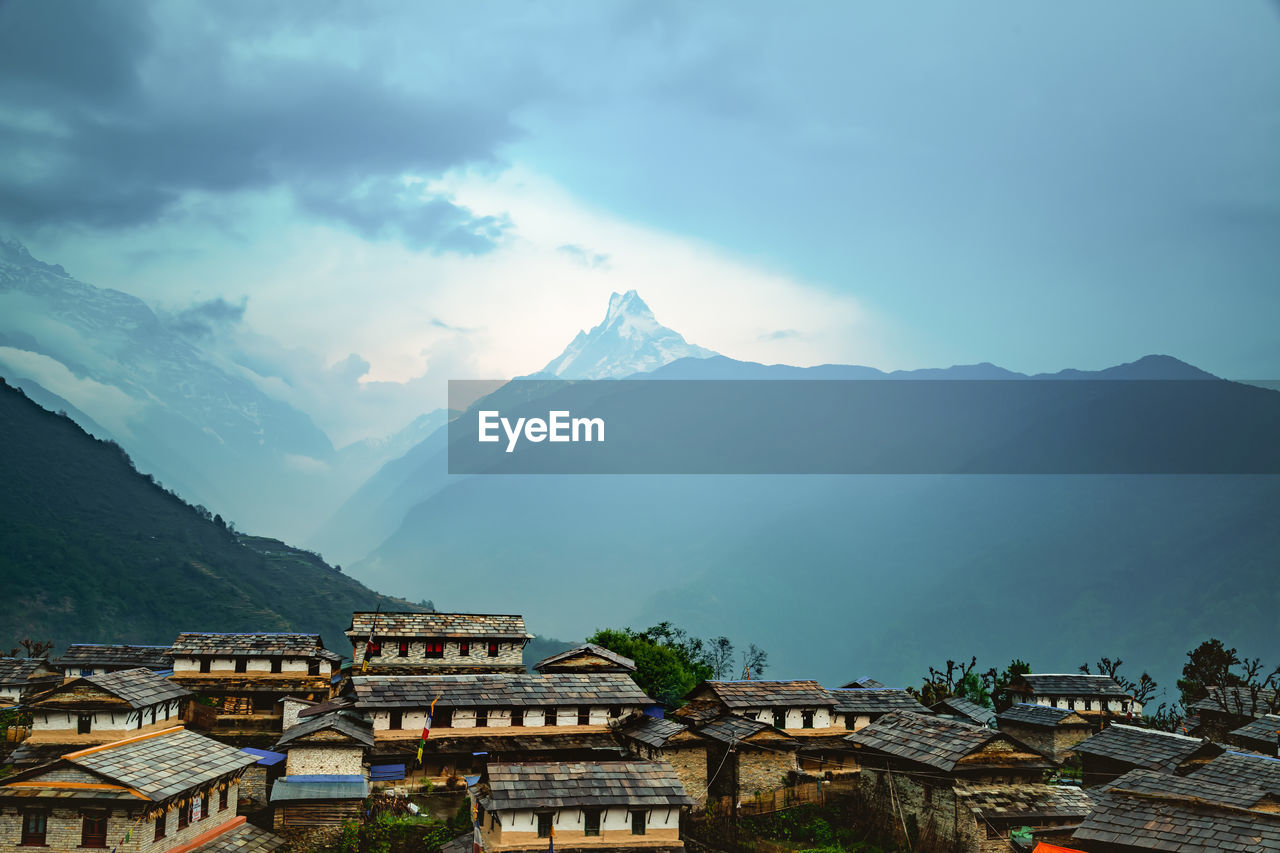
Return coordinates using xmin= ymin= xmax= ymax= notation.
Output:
xmin=165 ymin=297 xmax=247 ymax=339
xmin=0 ymin=1 xmax=521 ymax=252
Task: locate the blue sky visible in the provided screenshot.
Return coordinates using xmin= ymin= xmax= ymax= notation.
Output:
xmin=2 ymin=1 xmax=1278 ymax=441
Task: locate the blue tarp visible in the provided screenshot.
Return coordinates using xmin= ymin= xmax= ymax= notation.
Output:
xmin=271 ymin=776 xmax=368 ymax=803
xmin=370 ymin=763 xmax=406 ymax=781
xmin=241 ymin=747 xmax=287 ymax=766
xmin=643 ymin=705 xmax=666 ymax=718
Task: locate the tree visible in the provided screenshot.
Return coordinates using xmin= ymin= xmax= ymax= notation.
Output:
xmin=740 ymin=643 xmax=768 ymax=679
xmin=4 ymin=638 xmax=54 ymax=658
xmin=1079 ymin=656 xmax=1158 ymax=705
xmin=708 ymin=636 xmax=735 ymax=680
xmin=992 ymin=659 xmax=1032 ymax=712
xmin=1177 ymin=638 xmax=1245 ymax=709
xmin=912 ymin=656 xmax=998 ymax=708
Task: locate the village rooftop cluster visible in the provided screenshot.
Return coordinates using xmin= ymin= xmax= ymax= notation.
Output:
xmin=1 ymin=612 xmax=1278 ymax=853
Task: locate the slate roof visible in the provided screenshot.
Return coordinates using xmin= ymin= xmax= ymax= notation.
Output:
xmin=998 ymin=703 xmax=1092 ymax=728
xmin=697 ymin=714 xmax=791 ymax=746
xmin=1229 ymin=714 xmax=1280 ymax=748
xmin=276 ymin=710 xmax=374 ymax=749
xmin=353 ymin=673 xmax=651 ymax=709
xmin=697 ymin=680 xmax=836 ymax=709
xmin=1074 ymin=775 xmax=1280 ymax=851
xmin=534 ymin=643 xmax=636 ymax=672
xmin=959 ymin=784 xmax=1093 ymax=820
xmin=931 ymin=697 xmax=996 ymax=727
xmin=620 ymin=715 xmax=688 ymax=749
xmin=347 ymin=612 xmax=532 ymax=640
xmin=64 ymin=727 xmax=257 ymax=801
xmin=1071 ymin=724 xmax=1221 ymax=773
xmin=1189 ymin=751 xmax=1280 ymax=796
xmin=170 ymin=633 xmax=341 ymax=661
xmin=845 ymin=711 xmax=1045 ymax=773
xmin=1013 ymin=673 xmax=1132 ymax=698
xmin=195 ymin=821 xmax=285 ymax=853
xmin=55 ymin=644 xmax=172 ymax=670
xmin=1191 ymin=687 xmax=1280 ymax=717
xmin=298 ymin=695 xmax=358 ymax=718
xmin=56 ymin=667 xmax=191 ymax=708
xmin=1097 ymin=768 xmax=1271 ymax=810
xmin=828 ymin=688 xmax=930 ymax=716
xmin=0 ymin=657 xmax=56 ymax=686
xmin=840 ymin=677 xmax=885 ymax=689
xmin=475 ymin=761 xmax=694 ymax=810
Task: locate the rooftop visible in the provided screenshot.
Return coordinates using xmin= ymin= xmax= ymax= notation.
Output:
xmin=1191 ymin=687 xmax=1280 ymax=717
xmin=40 ymin=667 xmax=191 ymax=709
xmin=1012 ymin=673 xmax=1133 ymax=698
xmin=845 ymin=711 xmax=1046 ymax=773
xmin=170 ymin=633 xmax=341 ymax=660
xmin=959 ymin=784 xmax=1093 ymax=820
xmin=840 ymin=677 xmax=886 ymax=689
xmin=1189 ymin=751 xmax=1280 ymax=796
xmin=533 ymin=643 xmax=636 ymax=672
xmin=697 ymin=714 xmax=790 ymax=746
xmin=620 ymin=715 xmax=688 ymax=750
xmin=276 ymin=710 xmax=374 ymax=749
xmin=931 ymin=697 xmax=996 ymax=727
xmin=828 ymin=688 xmax=931 ymax=716
xmin=352 ymin=672 xmax=652 ymax=709
xmin=998 ymin=703 xmax=1092 ymax=728
xmin=347 ymin=612 xmax=532 ymax=640
xmin=1097 ymin=768 xmax=1273 ymax=810
xmin=270 ymin=774 xmax=369 ymax=803
xmin=695 ymin=680 xmax=836 ymax=709
xmin=1229 ymin=713 xmax=1280 ymax=748
xmin=0 ymin=657 xmax=57 ymax=686
xmin=54 ymin=644 xmax=172 ymax=669
xmin=1071 ymin=723 xmax=1221 ymax=773
xmin=474 ymin=761 xmax=694 ymax=810
xmin=63 ymin=727 xmax=256 ymax=802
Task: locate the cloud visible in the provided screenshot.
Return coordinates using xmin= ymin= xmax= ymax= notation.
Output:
xmin=761 ymin=329 xmax=801 ymax=341
xmin=0 ymin=345 xmax=144 ymax=438
xmin=164 ymin=297 xmax=247 ymax=340
xmin=557 ymin=244 xmax=610 ymax=269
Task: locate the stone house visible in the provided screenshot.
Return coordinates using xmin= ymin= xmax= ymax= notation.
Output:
xmin=167 ymin=633 xmax=340 ymax=737
xmin=346 ymin=612 xmax=532 ymax=675
xmin=1072 ymin=767 xmax=1280 ymax=851
xmin=694 ymin=714 xmax=801 ymax=801
xmin=534 ymin=644 xmax=636 ymax=675
xmin=839 ymin=677 xmax=886 ymax=689
xmin=827 ymin=688 xmax=932 ymax=732
xmin=52 ymin=645 xmax=173 ymax=678
xmin=996 ymin=703 xmax=1094 ymax=764
xmin=1226 ymin=714 xmax=1280 ymax=756
xmin=0 ymin=657 xmax=60 ymax=707
xmin=618 ymin=716 xmax=709 ymax=807
xmin=931 ymin=698 xmax=996 ymax=728
xmin=469 ymin=760 xmax=693 ymax=853
xmin=9 ymin=668 xmax=191 ymax=766
xmin=353 ymin=672 xmax=652 ymax=782
xmin=0 ymin=726 xmax=282 ymax=853
xmin=1188 ymin=686 xmax=1279 ymax=740
xmin=844 ymin=711 xmax=1085 ymax=852
xmin=1186 ymin=750 xmax=1280 ymax=799
xmin=1006 ymin=674 xmax=1141 ymax=721
xmin=682 ymin=681 xmax=839 ymax=733
xmin=270 ymin=710 xmax=373 ymax=838
xmin=1070 ymin=723 xmax=1223 ymax=787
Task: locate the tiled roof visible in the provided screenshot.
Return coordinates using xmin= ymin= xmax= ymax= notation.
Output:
xmin=71 ymin=668 xmax=191 ymax=709
xmin=270 ymin=775 xmax=369 ymax=802
xmin=169 ymin=633 xmax=337 ymax=659
xmin=0 ymin=657 xmax=56 ymax=685
xmin=55 ymin=644 xmax=172 ymax=670
xmin=477 ymin=761 xmax=694 ymax=810
xmin=1189 ymin=751 xmax=1280 ymax=796
xmin=839 ymin=677 xmax=885 ymax=689
xmin=931 ymin=698 xmax=996 ymax=727
xmin=1229 ymin=714 xmax=1280 ymax=748
xmin=959 ymin=784 xmax=1093 ymax=820
xmin=65 ymin=727 xmax=257 ymax=801
xmin=534 ymin=644 xmax=636 ymax=672
xmin=352 ymin=673 xmax=652 ymax=709
xmin=828 ymin=689 xmax=930 ymax=716
xmin=1013 ymin=674 xmax=1132 ymax=698
xmin=998 ymin=703 xmax=1092 ymax=728
xmin=1191 ymin=687 xmax=1280 ymax=717
xmin=621 ymin=715 xmax=688 ymax=750
xmin=1074 ymin=773 xmax=1280 ymax=852
xmin=1097 ymin=768 xmax=1271 ymax=810
xmin=1071 ymin=724 xmax=1221 ymax=773
xmin=698 ymin=681 xmax=836 ymax=710
xmin=298 ymin=696 xmax=358 ymax=718
xmin=276 ymin=710 xmax=374 ymax=749
xmin=844 ymin=711 xmax=1041 ymax=773
xmin=697 ymin=714 xmax=788 ymax=746
xmin=347 ymin=612 xmax=531 ymax=640
xmin=195 ymin=821 xmax=285 ymax=853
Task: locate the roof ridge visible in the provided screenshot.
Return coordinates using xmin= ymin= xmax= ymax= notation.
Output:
xmin=63 ymin=725 xmax=186 ymax=759
xmin=1108 ymin=723 xmax=1203 ymax=741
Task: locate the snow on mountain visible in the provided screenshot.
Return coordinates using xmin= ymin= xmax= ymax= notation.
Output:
xmin=536 ymin=290 xmax=716 ymax=379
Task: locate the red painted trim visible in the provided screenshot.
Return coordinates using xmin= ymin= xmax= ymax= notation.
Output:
xmin=166 ymin=815 xmax=245 ymax=853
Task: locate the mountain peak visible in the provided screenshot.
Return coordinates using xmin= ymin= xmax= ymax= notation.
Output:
xmin=536 ymin=290 xmax=715 ymax=379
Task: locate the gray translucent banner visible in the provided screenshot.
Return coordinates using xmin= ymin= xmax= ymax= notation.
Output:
xmin=447 ymin=379 xmax=1280 ymax=474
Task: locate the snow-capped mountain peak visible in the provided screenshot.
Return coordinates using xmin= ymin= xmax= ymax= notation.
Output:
xmin=537 ymin=290 xmax=716 ymax=379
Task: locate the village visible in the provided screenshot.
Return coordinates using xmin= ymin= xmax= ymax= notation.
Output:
xmin=0 ymin=613 xmax=1277 ymax=853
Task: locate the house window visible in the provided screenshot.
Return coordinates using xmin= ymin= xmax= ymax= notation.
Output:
xmin=154 ymin=811 xmax=167 ymax=841
xmin=801 ymin=710 xmax=815 ymax=729
xmin=435 ymin=708 xmax=452 ymax=727
xmin=511 ymin=709 xmax=524 ymax=727
xmin=219 ymin=788 xmax=229 ymax=811
xmin=271 ymin=658 xmax=282 ymax=673
xmin=81 ymin=811 xmax=108 ymax=848
xmin=200 ymin=658 xmax=211 ymax=673
xmin=178 ymin=801 xmax=191 ymax=829
xmin=308 ymin=659 xmax=321 ymax=676
xmin=631 ymin=810 xmax=646 ymax=835
xmin=537 ymin=812 xmax=553 ymax=838
xmin=1084 ymin=698 xmax=1093 ymax=711
xmin=578 ymin=707 xmax=591 ymax=726
xmin=426 ymin=642 xmax=444 ymax=659
xmin=773 ymin=709 xmax=787 ymax=728
xmin=476 ymin=709 xmax=488 ymax=728
xmin=235 ymin=658 xmax=248 ymax=673
xmin=80 ymin=667 xmax=95 ymax=677
xmin=368 ymin=641 xmax=382 ymax=657
xmin=201 ymin=793 xmax=210 ymax=820
xmin=584 ymin=809 xmax=601 ymax=836
xmin=399 ymin=641 xmax=410 ymax=658
xmin=389 ymin=711 xmax=403 ymax=730
xmin=459 ymin=642 xmax=470 ymax=657
xmin=150 ymin=707 xmax=157 ymax=724
xmin=78 ymin=713 xmax=92 ymax=734
xmin=488 ymin=642 xmax=499 ymax=657
xmin=20 ymin=810 xmax=47 ymax=846
xmin=544 ymin=708 xmax=558 ymax=726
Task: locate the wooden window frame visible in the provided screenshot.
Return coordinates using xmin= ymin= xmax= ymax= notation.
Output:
xmin=459 ymin=642 xmax=470 ymax=657
xmin=425 ymin=642 xmax=444 ymax=659
xmin=234 ymin=658 xmax=248 ymax=674
xmin=20 ymin=809 xmax=47 ymax=847
xmin=219 ymin=787 xmax=229 ymax=811
xmin=583 ymin=808 xmax=601 ymax=837
xmin=81 ymin=811 xmax=108 ymax=848
xmin=536 ymin=811 xmax=553 ymax=839
xmin=398 ymin=641 xmax=410 ymax=658
xmin=389 ymin=710 xmax=403 ymax=730
xmin=577 ymin=707 xmax=591 ymax=726
xmin=154 ymin=811 xmax=167 ymax=841
xmin=178 ymin=800 xmax=191 ymax=830
xmin=544 ymin=708 xmax=558 ymax=727
xmin=475 ymin=708 xmax=488 ymax=728
xmin=511 ymin=709 xmax=524 ymax=727
xmin=487 ymin=642 xmax=500 ymax=658
xmin=630 ymin=809 xmax=646 ymax=835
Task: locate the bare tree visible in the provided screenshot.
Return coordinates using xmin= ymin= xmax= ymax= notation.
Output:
xmin=1080 ymin=656 xmax=1159 ymax=705
xmin=740 ymin=644 xmax=768 ymax=679
xmin=5 ymin=638 xmax=54 ymax=659
xmin=707 ymin=636 xmax=735 ymax=680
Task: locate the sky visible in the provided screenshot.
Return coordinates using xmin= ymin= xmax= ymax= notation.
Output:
xmin=2 ymin=1 xmax=1278 ymax=444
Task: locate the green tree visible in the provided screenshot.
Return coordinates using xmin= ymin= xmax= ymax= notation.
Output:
xmin=1177 ymin=638 xmax=1244 ymax=708
xmin=992 ymin=659 xmax=1032 ymax=712
xmin=587 ymin=626 xmax=712 ymax=707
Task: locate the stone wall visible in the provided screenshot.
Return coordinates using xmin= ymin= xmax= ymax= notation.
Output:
xmin=0 ymin=792 xmax=243 ymax=853
xmin=734 ymin=749 xmax=796 ymax=799
xmin=663 ymin=744 xmax=708 ymax=807
xmin=286 ymin=744 xmax=365 ymax=776
xmin=999 ymin=723 xmax=1090 ymax=763
xmin=275 ymin=823 xmax=345 ymax=851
